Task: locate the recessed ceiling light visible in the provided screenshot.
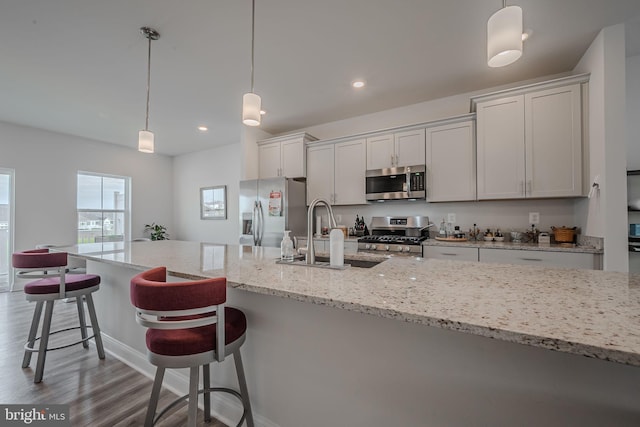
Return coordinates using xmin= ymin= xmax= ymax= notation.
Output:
xmin=352 ymin=80 xmax=366 ymax=89
xmin=197 ymin=126 xmax=208 ymax=132
xmin=260 ymin=110 xmax=266 ymax=115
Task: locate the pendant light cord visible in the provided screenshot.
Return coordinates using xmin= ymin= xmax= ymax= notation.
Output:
xmin=145 ymin=34 xmax=152 ymax=131
xmin=250 ymin=0 xmax=256 ymax=92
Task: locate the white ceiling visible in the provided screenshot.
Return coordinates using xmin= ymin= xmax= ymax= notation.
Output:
xmin=2 ymin=0 xmax=640 ymax=156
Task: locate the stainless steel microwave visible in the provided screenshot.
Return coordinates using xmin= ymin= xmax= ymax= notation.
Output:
xmin=365 ymin=165 xmax=426 ymax=201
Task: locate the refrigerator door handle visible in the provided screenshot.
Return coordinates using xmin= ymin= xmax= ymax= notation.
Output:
xmin=257 ymin=201 xmax=265 ymax=246
xmin=252 ymin=201 xmax=259 ymax=245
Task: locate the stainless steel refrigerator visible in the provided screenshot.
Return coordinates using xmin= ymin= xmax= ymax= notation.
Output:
xmin=239 ymin=177 xmax=306 ymax=247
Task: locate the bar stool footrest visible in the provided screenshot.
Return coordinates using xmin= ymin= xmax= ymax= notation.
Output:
xmin=153 ymin=387 xmax=248 ymax=427
xmin=24 ymin=325 xmax=99 ymax=353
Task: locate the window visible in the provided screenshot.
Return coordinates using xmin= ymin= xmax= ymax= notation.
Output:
xmin=0 ymin=168 xmax=14 ymax=291
xmin=77 ymin=172 xmax=130 ymax=243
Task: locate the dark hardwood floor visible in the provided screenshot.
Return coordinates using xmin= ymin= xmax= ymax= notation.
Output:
xmin=0 ymin=291 xmax=227 ymax=427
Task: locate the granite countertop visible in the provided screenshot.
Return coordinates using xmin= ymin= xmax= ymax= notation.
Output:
xmin=60 ymin=240 xmax=639 ymax=366
xmin=423 ymin=239 xmax=604 ymax=254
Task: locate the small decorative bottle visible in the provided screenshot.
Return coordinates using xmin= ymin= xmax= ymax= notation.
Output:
xmin=281 ymin=230 xmax=294 ymax=261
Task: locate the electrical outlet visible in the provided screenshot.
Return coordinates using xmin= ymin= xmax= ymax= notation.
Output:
xmin=529 ymin=212 xmax=540 ymax=224
xmin=447 ymin=213 xmax=456 ymax=224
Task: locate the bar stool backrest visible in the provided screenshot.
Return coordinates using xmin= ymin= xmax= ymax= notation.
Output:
xmin=130 ymin=266 xmax=228 ymax=362
xmin=12 ymin=249 xmax=68 ymax=298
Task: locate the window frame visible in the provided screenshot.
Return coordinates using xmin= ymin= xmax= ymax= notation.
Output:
xmin=77 ymin=171 xmax=131 ymax=243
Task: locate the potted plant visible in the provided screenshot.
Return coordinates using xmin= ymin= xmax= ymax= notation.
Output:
xmin=144 ymin=223 xmax=169 ymax=241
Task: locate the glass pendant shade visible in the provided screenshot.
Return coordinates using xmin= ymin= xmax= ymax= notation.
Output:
xmin=487 ymin=5 xmax=523 ymax=67
xmin=242 ymin=92 xmax=262 ymax=126
xmin=138 ymin=130 xmax=154 ymax=153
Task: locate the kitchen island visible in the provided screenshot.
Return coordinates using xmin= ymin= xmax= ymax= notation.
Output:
xmin=61 ymin=240 xmax=640 ymax=427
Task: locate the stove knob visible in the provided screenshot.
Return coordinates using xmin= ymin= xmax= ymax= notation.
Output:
xmin=385 ymin=245 xmax=390 ymax=251
xmin=395 ymin=246 xmax=403 ymax=252
xmin=365 ymin=244 xmax=371 ymax=250
xmin=404 ymin=246 xmax=411 ymax=252
xmin=371 ymin=244 xmax=377 ymax=250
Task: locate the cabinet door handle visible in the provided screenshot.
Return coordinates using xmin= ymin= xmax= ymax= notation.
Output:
xmin=441 ymin=253 xmax=458 ymax=256
xmin=526 ymin=180 xmax=532 ymax=194
xmin=520 ymin=258 xmax=543 ymax=262
xmin=519 ymin=181 xmax=524 ymax=194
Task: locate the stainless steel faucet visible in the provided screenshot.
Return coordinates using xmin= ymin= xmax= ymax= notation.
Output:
xmin=306 ymin=198 xmax=337 ymax=264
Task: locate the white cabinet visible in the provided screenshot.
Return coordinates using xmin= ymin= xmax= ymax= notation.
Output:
xmin=307 ymin=139 xmax=366 ymax=205
xmin=307 ymin=144 xmax=334 ymax=202
xmin=475 ymin=82 xmax=584 ymax=199
xmin=426 ymin=119 xmax=476 ymax=202
xmin=258 ymin=133 xmax=317 ymax=179
xmin=423 ymin=246 xmax=479 ymax=262
xmin=525 ymin=85 xmax=583 ymax=198
xmin=479 ymin=248 xmax=601 ymax=270
xmin=366 ymin=129 xmax=425 ymax=170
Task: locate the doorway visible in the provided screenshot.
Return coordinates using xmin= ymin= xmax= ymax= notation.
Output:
xmin=0 ymin=169 xmax=14 ymax=292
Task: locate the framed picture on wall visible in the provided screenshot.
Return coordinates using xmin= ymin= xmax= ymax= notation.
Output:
xmin=200 ymin=185 xmax=227 ymax=220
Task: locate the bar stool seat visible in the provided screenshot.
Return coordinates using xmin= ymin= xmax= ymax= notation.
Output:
xmin=12 ymin=248 xmax=105 ymax=383
xmin=146 ymin=307 xmax=246 ymax=357
xmin=131 ymin=266 xmax=254 ymax=427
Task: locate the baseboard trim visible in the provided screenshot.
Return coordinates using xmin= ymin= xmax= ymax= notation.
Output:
xmin=98 ymin=333 xmax=278 ymax=427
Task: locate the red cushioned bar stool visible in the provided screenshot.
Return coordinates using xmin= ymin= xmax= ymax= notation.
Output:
xmin=12 ymin=248 xmax=105 ymax=383
xmin=130 ymin=267 xmax=254 ymax=427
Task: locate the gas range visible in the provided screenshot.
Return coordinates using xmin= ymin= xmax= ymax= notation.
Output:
xmin=357 ymin=216 xmax=430 ymax=255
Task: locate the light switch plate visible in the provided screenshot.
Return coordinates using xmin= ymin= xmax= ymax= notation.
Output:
xmin=447 ymin=213 xmax=456 ymax=224
xmin=529 ymin=212 xmax=540 ymax=224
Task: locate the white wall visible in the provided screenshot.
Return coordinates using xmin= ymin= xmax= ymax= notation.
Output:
xmin=0 ymin=121 xmax=173 ymax=252
xmin=574 ymin=24 xmax=628 ymax=272
xmin=627 ymin=54 xmax=640 ymax=170
xmin=626 ymin=54 xmax=640 ymax=272
xmin=173 ymin=142 xmax=242 ymax=244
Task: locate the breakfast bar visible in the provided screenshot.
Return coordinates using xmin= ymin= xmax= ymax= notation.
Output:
xmin=61 ymin=240 xmax=640 ymax=427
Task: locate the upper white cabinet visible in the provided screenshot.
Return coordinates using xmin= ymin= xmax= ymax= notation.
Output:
xmin=366 ymin=129 xmax=425 ymax=170
xmin=474 ymin=77 xmax=586 ymax=200
xmin=525 ymin=85 xmax=583 ymax=198
xmin=258 ymin=132 xmax=317 ymax=179
xmin=307 ymin=139 xmax=366 ymax=205
xmin=426 ymin=118 xmax=476 ymax=202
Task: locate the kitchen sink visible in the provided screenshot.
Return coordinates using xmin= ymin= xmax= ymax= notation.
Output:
xmin=314 ymin=256 xmax=384 ymax=269
xmin=276 ymin=255 xmax=386 ymax=269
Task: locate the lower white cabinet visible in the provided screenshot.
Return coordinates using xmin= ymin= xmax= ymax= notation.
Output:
xmin=422 ymin=246 xmax=479 ymax=262
xmin=479 ymin=248 xmax=601 ymax=270
xmin=422 ymin=245 xmax=602 ymax=270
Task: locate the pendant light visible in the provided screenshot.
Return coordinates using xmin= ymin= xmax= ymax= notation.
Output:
xmin=139 ymin=27 xmax=159 ymax=153
xmin=242 ymin=0 xmax=261 ymax=126
xmin=487 ymin=1 xmax=523 ymax=68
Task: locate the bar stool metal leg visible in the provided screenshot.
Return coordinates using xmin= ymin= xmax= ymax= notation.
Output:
xmin=76 ymin=296 xmax=89 ymax=349
xmin=145 ymin=367 xmax=165 ymax=427
xmin=22 ymin=301 xmax=44 ymax=368
xmin=234 ymin=350 xmax=255 ymax=427
xmin=34 ymin=300 xmax=55 ymax=383
xmin=188 ymin=366 xmax=199 ymax=427
xmin=203 ymin=364 xmax=211 ymax=422
xmin=84 ymin=293 xmax=105 ymax=359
